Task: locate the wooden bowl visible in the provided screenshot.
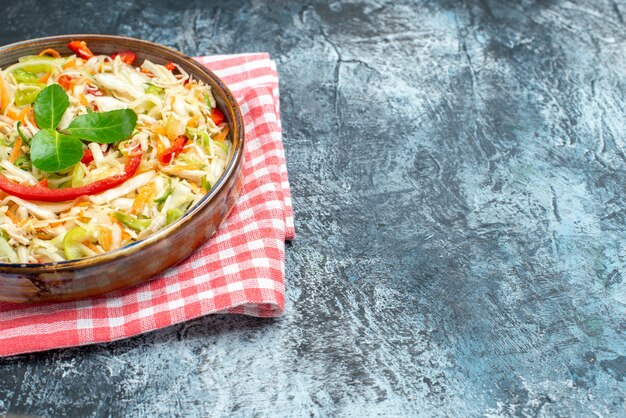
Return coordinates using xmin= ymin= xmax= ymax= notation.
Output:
xmin=0 ymin=35 xmax=245 ymax=303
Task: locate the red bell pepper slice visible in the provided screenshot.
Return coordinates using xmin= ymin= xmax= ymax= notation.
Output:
xmin=164 ymin=61 xmax=176 ymax=71
xmin=210 ymin=108 xmax=224 ymax=125
xmin=110 ymin=50 xmax=136 ymax=65
xmin=81 ymin=148 xmax=94 ymax=164
xmin=158 ymin=135 xmax=188 ymax=165
xmin=67 ymin=40 xmax=95 ymax=60
xmin=0 ymin=151 xmax=142 ymax=202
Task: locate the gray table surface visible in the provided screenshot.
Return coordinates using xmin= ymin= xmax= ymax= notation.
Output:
xmin=1 ymin=0 xmax=625 ymax=417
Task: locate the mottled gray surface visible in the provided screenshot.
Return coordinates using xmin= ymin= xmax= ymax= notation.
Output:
xmin=1 ymin=0 xmax=625 ymax=416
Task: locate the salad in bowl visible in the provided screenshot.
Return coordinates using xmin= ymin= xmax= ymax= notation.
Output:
xmin=0 ymin=39 xmax=232 ymax=263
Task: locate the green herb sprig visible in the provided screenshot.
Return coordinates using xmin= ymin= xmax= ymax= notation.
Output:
xmin=28 ymin=84 xmax=138 ymax=172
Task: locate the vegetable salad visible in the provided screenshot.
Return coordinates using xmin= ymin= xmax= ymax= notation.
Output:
xmin=0 ymin=41 xmax=231 ymax=263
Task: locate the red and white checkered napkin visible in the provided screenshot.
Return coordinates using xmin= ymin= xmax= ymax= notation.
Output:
xmin=0 ymin=53 xmax=294 ymax=357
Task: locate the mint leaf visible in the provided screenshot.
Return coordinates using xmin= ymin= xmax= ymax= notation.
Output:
xmin=30 ymin=129 xmax=83 ymax=172
xmin=27 ymin=85 xmax=138 ymax=173
xmin=34 ymin=84 xmax=69 ymax=130
xmin=65 ymin=109 xmax=138 ymax=144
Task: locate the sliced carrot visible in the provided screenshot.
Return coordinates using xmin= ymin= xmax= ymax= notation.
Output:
xmin=79 ymin=93 xmax=89 ymax=106
xmin=157 ymin=139 xmax=166 ymax=157
xmin=38 ymin=72 xmax=51 ymax=84
xmin=7 ymin=106 xmax=32 ymax=123
xmin=111 ymin=219 xmax=132 ymax=241
xmin=213 ymin=126 xmax=230 ymax=142
xmin=131 ymin=183 xmax=155 ymax=214
xmin=120 ymin=225 xmax=132 ymax=241
xmin=62 ymin=59 xmax=77 ymax=70
xmin=35 ymin=229 xmax=56 ymax=240
xmin=186 ymin=114 xmax=200 ymax=128
xmin=85 ymin=242 xmax=101 ymax=253
xmin=8 ymin=137 xmax=22 ymax=163
xmin=38 ymin=48 xmax=61 ymax=58
xmin=6 ymin=108 xmax=19 ymax=120
xmin=5 ymin=206 xmax=27 ymax=227
xmin=151 ymin=123 xmax=167 ymax=136
xmin=4 ymin=209 xmax=18 ymax=224
xmin=18 ymin=106 xmax=30 ymax=123
xmin=97 ymin=227 xmax=112 ymax=252
xmin=166 ymin=164 xmax=203 ymax=173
